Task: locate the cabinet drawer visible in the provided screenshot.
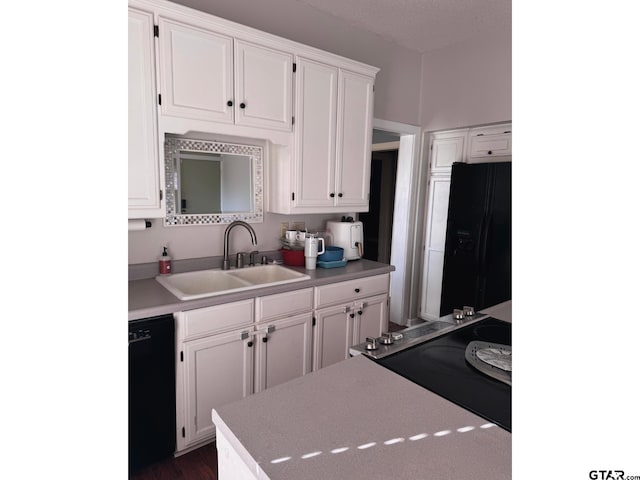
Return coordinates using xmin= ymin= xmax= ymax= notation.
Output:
xmin=315 ymin=274 xmax=389 ymax=308
xmin=257 ymin=288 xmax=313 ymax=321
xmin=178 ymin=299 xmax=254 ymax=341
xmin=468 ymin=133 xmax=511 ymax=158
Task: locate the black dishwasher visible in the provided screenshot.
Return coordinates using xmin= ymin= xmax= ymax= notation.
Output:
xmin=129 ymin=314 xmax=176 ymax=473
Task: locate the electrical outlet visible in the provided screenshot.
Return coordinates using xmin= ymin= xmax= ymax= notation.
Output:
xmin=291 ymin=221 xmax=305 ymax=231
xmin=280 ymin=222 xmax=289 ymax=238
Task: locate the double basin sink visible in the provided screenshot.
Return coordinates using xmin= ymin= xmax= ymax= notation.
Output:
xmin=156 ymin=264 xmax=310 ymax=301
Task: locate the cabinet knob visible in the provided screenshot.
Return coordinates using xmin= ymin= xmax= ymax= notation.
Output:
xmin=357 ymin=310 xmax=363 ymax=315
xmin=488 ymin=150 xmax=493 ymax=155
xmin=338 ymin=193 xmax=343 ymax=198
xmin=240 ymin=102 xmax=246 ymax=109
xmin=262 ymin=337 xmax=268 ymax=343
xmin=349 ymin=313 xmax=355 ymax=318
xmin=248 ymin=341 xmax=253 ymax=348
xmin=330 ymin=193 xmax=335 ymax=198
xmin=355 ymin=288 xmax=360 ymax=293
xmin=227 ymin=100 xmax=233 ymax=107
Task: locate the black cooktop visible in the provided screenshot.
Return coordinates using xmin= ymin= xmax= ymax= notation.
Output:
xmin=374 ymin=317 xmax=511 ymax=431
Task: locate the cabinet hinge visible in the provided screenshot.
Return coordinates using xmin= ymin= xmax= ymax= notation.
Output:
xmin=159 ymin=189 xmax=163 ymax=201
xmin=312 ymin=317 xmax=316 ymax=326
xmin=293 ymin=62 xmax=296 ymax=73
xmin=154 ymin=25 xmax=159 ymax=37
xmin=158 ymin=94 xmax=162 ymax=105
xmin=373 ymin=84 xmax=375 ymax=92
xmin=180 ymin=351 xmax=183 ymax=362
xmin=181 ymin=427 xmax=185 ymax=438
xmin=292 ymin=116 xmax=295 ymax=125
xmin=291 ymin=192 xmax=295 ymax=201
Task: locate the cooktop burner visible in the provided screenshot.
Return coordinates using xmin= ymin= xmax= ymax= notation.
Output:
xmin=373 ymin=317 xmax=512 ymax=431
xmin=348 ymin=311 xmax=487 ymax=359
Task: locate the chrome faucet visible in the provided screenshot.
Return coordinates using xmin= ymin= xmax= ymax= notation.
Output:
xmin=222 ymin=221 xmax=258 ymax=270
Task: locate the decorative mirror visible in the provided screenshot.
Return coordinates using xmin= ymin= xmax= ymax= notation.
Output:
xmin=164 ymin=135 xmax=263 ymax=226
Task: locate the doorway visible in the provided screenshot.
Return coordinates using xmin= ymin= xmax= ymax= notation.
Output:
xmin=366 ymin=120 xmax=423 ymax=326
xmin=361 ymin=148 xmax=398 ymax=264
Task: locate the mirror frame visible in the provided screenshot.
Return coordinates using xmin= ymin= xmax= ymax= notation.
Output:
xmin=163 ymin=136 xmax=263 ymax=226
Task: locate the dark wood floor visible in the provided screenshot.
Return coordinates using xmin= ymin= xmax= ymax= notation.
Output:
xmin=131 ymin=321 xmax=408 ymax=479
xmin=130 ymin=441 xmax=218 ymax=480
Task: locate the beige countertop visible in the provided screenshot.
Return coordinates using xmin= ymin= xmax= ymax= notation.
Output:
xmin=212 ymin=353 xmax=511 ymax=480
xmin=129 ymin=259 xmax=395 ymax=320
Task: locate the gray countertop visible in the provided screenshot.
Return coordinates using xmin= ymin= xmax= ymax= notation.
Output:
xmin=129 ymin=259 xmax=395 ymax=320
xmin=212 ymin=354 xmax=511 ymax=480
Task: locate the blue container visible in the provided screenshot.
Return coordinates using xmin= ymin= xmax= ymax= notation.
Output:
xmin=318 ymin=246 xmax=344 ymax=262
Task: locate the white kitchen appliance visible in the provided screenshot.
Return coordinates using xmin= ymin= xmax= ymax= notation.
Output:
xmin=325 ymin=221 xmax=363 ymax=260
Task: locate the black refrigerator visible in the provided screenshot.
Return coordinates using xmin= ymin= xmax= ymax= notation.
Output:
xmin=439 ymin=162 xmax=511 ymax=316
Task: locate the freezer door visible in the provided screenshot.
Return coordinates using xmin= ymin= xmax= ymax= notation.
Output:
xmin=439 ymin=162 xmax=511 ymax=316
xmin=481 ymin=163 xmax=511 ymax=308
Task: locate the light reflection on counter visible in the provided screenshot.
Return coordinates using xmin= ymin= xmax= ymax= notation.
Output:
xmin=269 ymin=422 xmax=497 ymax=465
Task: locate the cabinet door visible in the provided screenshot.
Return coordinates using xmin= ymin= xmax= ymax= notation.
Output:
xmin=430 ymin=131 xmax=466 ymax=173
xmin=158 ymin=18 xmax=234 ymax=123
xmin=181 ymin=330 xmax=253 ymax=447
xmin=128 ymin=7 xmax=162 ymax=218
xmin=353 ymin=294 xmax=389 ymax=344
xmin=294 ymin=57 xmax=337 ymax=208
xmin=254 ymin=313 xmax=313 ymax=393
xmin=313 ymin=304 xmax=353 ymax=370
xmin=235 ymin=41 xmax=292 ymax=131
xmin=468 ymin=132 xmax=512 ymax=160
xmin=419 ymin=175 xmax=451 ymax=320
xmin=335 ymin=69 xmax=374 ymax=208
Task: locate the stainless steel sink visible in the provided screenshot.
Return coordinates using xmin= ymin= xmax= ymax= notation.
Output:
xmin=156 ymin=264 xmax=310 ymax=301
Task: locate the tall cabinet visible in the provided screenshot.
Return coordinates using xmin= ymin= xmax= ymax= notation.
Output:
xmin=419 ymin=124 xmax=511 ymax=320
xmin=128 ymin=6 xmax=163 ymax=219
xmin=268 ymin=56 xmax=377 ymax=214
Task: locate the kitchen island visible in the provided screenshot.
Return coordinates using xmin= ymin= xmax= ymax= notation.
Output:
xmin=212 ymin=302 xmax=512 ymax=479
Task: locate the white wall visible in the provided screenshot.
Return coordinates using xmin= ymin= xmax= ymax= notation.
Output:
xmin=129 ymin=212 xmax=339 ymax=264
xmin=420 ymin=28 xmax=512 ymax=132
xmin=170 ymin=0 xmax=423 ymax=126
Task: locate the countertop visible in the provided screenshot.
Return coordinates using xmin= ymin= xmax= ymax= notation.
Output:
xmin=212 ymin=353 xmax=511 ymax=480
xmin=129 ymin=259 xmax=395 ymax=320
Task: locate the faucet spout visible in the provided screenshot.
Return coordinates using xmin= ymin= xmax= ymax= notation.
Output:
xmin=223 ymin=221 xmax=258 ymax=270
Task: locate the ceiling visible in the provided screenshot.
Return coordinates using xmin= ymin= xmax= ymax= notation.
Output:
xmin=293 ymin=0 xmax=511 ymax=53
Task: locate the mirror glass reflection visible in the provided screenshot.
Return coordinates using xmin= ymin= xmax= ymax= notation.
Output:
xmin=164 ymin=135 xmax=263 ymax=226
xmin=178 ymin=151 xmax=252 ymax=214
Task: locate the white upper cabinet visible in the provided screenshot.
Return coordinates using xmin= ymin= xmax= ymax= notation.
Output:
xmin=335 ymin=70 xmax=375 ymax=208
xmin=158 ymin=18 xmax=293 ymax=131
xmin=128 ymin=7 xmax=163 ymax=219
xmin=429 ymin=129 xmax=468 ymax=174
xmin=234 ymin=41 xmax=293 ymax=131
xmin=467 ymin=124 xmax=512 ymax=162
xmin=270 ymin=56 xmax=377 ymax=214
xmin=293 ymin=58 xmax=338 ymax=209
xmin=158 ymin=18 xmax=234 ymax=123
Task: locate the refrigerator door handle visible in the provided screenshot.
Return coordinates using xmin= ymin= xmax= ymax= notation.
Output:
xmin=479 ymin=214 xmax=492 ymax=274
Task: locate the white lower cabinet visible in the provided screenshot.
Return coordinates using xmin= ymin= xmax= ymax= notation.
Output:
xmin=181 ymin=328 xmax=253 ymax=448
xmin=175 ymin=290 xmax=314 ymax=452
xmin=254 ymin=313 xmax=313 ymax=393
xmin=419 ymin=175 xmax=451 ymax=320
xmin=174 ymin=278 xmax=388 ymax=452
xmin=313 ymin=296 xmax=388 ymax=370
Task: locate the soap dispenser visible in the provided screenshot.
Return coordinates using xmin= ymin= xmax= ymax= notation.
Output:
xmin=159 ymin=246 xmax=172 ymax=275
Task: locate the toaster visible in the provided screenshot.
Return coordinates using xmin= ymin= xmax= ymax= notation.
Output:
xmin=325 ymin=221 xmax=364 ymax=260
